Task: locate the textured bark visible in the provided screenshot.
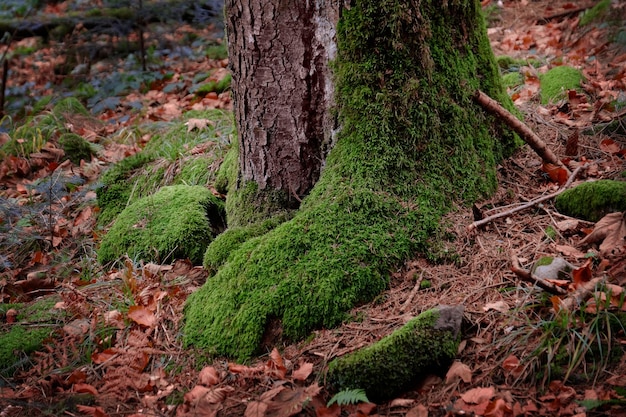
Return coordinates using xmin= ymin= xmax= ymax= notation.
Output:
xmin=226 ymin=0 xmax=342 ymax=199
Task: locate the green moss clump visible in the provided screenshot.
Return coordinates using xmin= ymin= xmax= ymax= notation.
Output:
xmin=96 ymin=152 xmax=157 ymax=226
xmin=97 ymin=185 xmax=225 ymax=265
xmin=196 ymin=74 xmax=232 ymax=95
xmin=540 ymin=66 xmax=584 ymax=104
xmin=203 ymin=215 xmax=290 ymax=273
xmin=0 ymin=298 xmax=64 ymax=376
xmin=59 ymin=133 xmax=96 ymax=164
xmin=555 ymin=180 xmax=626 ymax=222
xmin=206 ymin=43 xmax=229 ymax=60
xmin=326 ymin=307 xmax=461 ymax=402
xmin=579 ymin=0 xmax=611 ymax=26
xmin=184 ymin=1 xmax=517 ymax=360
xmin=502 ymin=72 xmax=523 ymax=90
xmin=214 ymin=142 xmax=238 ymax=195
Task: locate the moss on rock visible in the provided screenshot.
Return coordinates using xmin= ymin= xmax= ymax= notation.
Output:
xmin=97 ymin=185 xmax=225 ymax=265
xmin=184 ymin=0 xmax=517 ymax=360
xmin=326 ymin=306 xmax=463 ymax=402
xmin=555 ymin=180 xmax=626 ymax=222
xmin=540 ymin=66 xmax=584 ymax=104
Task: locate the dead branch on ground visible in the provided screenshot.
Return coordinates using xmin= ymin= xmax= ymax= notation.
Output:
xmin=468 ymin=165 xmax=584 ymax=231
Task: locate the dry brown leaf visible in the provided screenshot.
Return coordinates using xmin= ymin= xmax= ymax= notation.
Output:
xmin=461 ymin=387 xmax=496 ymax=404
xmin=186 ymin=118 xmax=214 ymax=132
xmin=127 ymin=305 xmax=157 ymax=328
xmin=580 ymin=212 xmax=626 ymax=256
xmin=484 ymin=398 xmax=513 ymax=417
xmin=502 ymin=355 xmax=523 ymax=378
xmin=483 ymin=301 xmax=509 ymax=313
xmin=555 ymin=244 xmax=585 ymax=258
xmin=76 ymin=405 xmax=109 ymax=417
xmin=244 ymin=401 xmax=268 ymax=417
xmin=292 ymin=362 xmax=313 ymax=381
xmin=199 ymin=366 xmax=220 ymax=386
xmin=264 ymin=384 xmax=321 ymax=417
xmin=73 ymin=383 xmax=98 ymax=395
xmin=405 ymin=404 xmax=429 ymax=417
xmin=390 ymin=398 xmax=416 ymax=407
xmin=445 ymin=361 xmax=472 ymax=384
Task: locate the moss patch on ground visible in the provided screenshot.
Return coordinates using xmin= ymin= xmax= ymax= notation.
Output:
xmin=0 ymin=297 xmax=64 ymax=376
xmin=540 ymin=66 xmax=584 ymax=104
xmin=184 ymin=0 xmax=518 ymax=360
xmin=326 ymin=306 xmax=462 ymax=402
xmin=555 ymin=180 xmax=626 ymax=222
xmin=97 ymin=185 xmax=225 ymax=265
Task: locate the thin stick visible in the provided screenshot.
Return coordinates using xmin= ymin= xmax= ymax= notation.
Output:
xmin=400 ymin=271 xmax=424 ymax=313
xmin=468 ymin=165 xmax=583 ymax=231
xmin=473 ymin=90 xmax=571 ymax=175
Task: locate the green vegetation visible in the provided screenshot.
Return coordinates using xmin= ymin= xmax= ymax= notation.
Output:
xmin=540 ymin=66 xmax=584 ymax=104
xmin=184 ymin=1 xmax=518 ymax=360
xmin=59 ymin=133 xmax=97 ymax=164
xmin=555 ymin=180 xmax=626 ymax=222
xmin=206 ymin=43 xmax=229 ymax=60
xmin=0 ymin=297 xmax=65 ymax=376
xmin=579 ymin=0 xmax=611 ymax=26
xmin=502 ymin=72 xmax=523 ymax=90
xmin=326 ymin=308 xmax=461 ymax=402
xmin=195 ymin=73 xmax=232 ymax=95
xmin=97 ymin=185 xmax=225 ymax=265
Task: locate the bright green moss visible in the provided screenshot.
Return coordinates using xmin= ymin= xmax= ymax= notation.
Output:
xmin=0 ymin=298 xmax=64 ymax=376
xmin=326 ymin=308 xmax=460 ymax=402
xmin=184 ymin=0 xmax=518 ymax=360
xmin=579 ymin=0 xmax=610 ymax=26
xmin=97 ymin=185 xmax=225 ymax=265
xmin=502 ymin=72 xmax=523 ymax=90
xmin=214 ymin=143 xmax=238 ymax=195
xmin=540 ymin=66 xmax=585 ymax=104
xmin=59 ymin=133 xmax=96 ymax=164
xmin=555 ymin=180 xmax=626 ymax=222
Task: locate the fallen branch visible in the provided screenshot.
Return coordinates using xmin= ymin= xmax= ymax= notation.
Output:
xmin=473 ymin=90 xmax=571 ymax=175
xmin=559 ymin=277 xmax=605 ymax=312
xmin=510 ymin=253 xmax=567 ymax=296
xmin=468 ymin=165 xmax=583 ymax=231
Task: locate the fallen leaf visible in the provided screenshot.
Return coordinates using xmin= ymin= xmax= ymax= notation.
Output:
xmin=484 ymin=398 xmax=513 ymax=417
xmin=405 ymin=404 xmax=428 ymax=417
xmin=580 ymin=212 xmax=626 ymax=256
xmin=73 ymin=383 xmax=98 ymax=395
xmin=199 ymin=366 xmax=221 ymax=386
xmin=186 ymin=118 xmax=214 ymax=132
xmin=445 ymin=361 xmax=472 ymax=384
xmin=483 ymin=301 xmax=509 ymax=313
xmin=76 ymin=405 xmax=109 ymax=417
xmin=127 ymin=305 xmax=157 ymax=328
xmin=572 ymin=259 xmax=592 ymax=286
xmin=461 ymin=387 xmax=496 ymax=404
xmin=502 ymin=355 xmax=524 ymax=378
xmin=292 ymin=362 xmax=313 ymax=381
xmin=390 ymin=398 xmax=416 ymax=407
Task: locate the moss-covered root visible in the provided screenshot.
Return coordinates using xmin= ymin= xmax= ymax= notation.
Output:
xmin=555 ymin=180 xmax=626 ymax=222
xmin=326 ymin=305 xmax=464 ymax=403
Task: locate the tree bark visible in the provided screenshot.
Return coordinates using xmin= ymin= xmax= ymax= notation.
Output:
xmin=226 ymin=0 xmax=341 ymax=203
xmin=185 ymin=0 xmax=518 ymax=360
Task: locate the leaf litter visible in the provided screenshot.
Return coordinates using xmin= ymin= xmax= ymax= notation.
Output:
xmin=1 ymin=0 xmax=626 ymax=416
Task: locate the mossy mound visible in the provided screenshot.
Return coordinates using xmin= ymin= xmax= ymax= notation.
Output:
xmin=184 ymin=1 xmax=518 ymax=360
xmin=59 ymin=133 xmax=96 ymax=164
xmin=0 ymin=298 xmax=65 ymax=376
xmin=540 ymin=66 xmax=584 ymax=104
xmin=96 ymin=110 xmax=234 ymax=226
xmin=97 ymin=185 xmax=226 ymax=265
xmin=326 ymin=306 xmax=463 ymax=402
xmin=555 ymin=180 xmax=626 ymax=222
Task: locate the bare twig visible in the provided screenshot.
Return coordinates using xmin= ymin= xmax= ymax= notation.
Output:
xmin=559 ymin=277 xmax=605 ymax=312
xmin=468 ymin=165 xmax=584 ymax=231
xmin=510 ymin=253 xmax=567 ymax=296
xmin=400 ymin=271 xmax=424 ymax=313
xmin=473 ymin=90 xmax=571 ymax=175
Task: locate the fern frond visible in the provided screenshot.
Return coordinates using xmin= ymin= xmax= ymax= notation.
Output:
xmin=327 ymin=388 xmax=369 ymax=407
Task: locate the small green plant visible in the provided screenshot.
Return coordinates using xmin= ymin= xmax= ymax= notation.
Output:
xmin=327 ymin=388 xmax=369 ymax=407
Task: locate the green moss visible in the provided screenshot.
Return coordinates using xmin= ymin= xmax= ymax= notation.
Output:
xmin=97 ymin=185 xmax=226 ymax=265
xmin=579 ymin=0 xmax=611 ymax=26
xmin=502 ymin=72 xmax=523 ymax=90
xmin=202 ymin=215 xmax=291 ymax=273
xmin=184 ymin=0 xmax=517 ymax=360
xmin=326 ymin=308 xmax=460 ymax=402
xmin=196 ymin=74 xmax=232 ymax=95
xmin=214 ymin=143 xmax=238 ymax=195
xmin=59 ymin=133 xmax=96 ymax=164
xmin=555 ymin=180 xmax=626 ymax=222
xmin=173 ymin=156 xmax=214 ymax=186
xmin=496 ymin=55 xmax=541 ymax=71
xmin=540 ymin=66 xmax=584 ymax=104
xmin=206 ymin=43 xmax=229 ymax=60
xmin=0 ymin=297 xmax=64 ymax=376
xmin=96 ymin=152 xmax=157 ymax=226
xmin=225 ymin=181 xmax=297 ymax=228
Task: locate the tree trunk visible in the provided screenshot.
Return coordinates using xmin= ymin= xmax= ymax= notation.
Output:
xmin=184 ymin=0 xmax=518 ymax=360
xmin=225 ymin=0 xmax=342 ymax=223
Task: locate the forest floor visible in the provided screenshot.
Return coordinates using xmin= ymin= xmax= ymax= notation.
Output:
xmin=1 ymin=0 xmax=626 ymax=416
